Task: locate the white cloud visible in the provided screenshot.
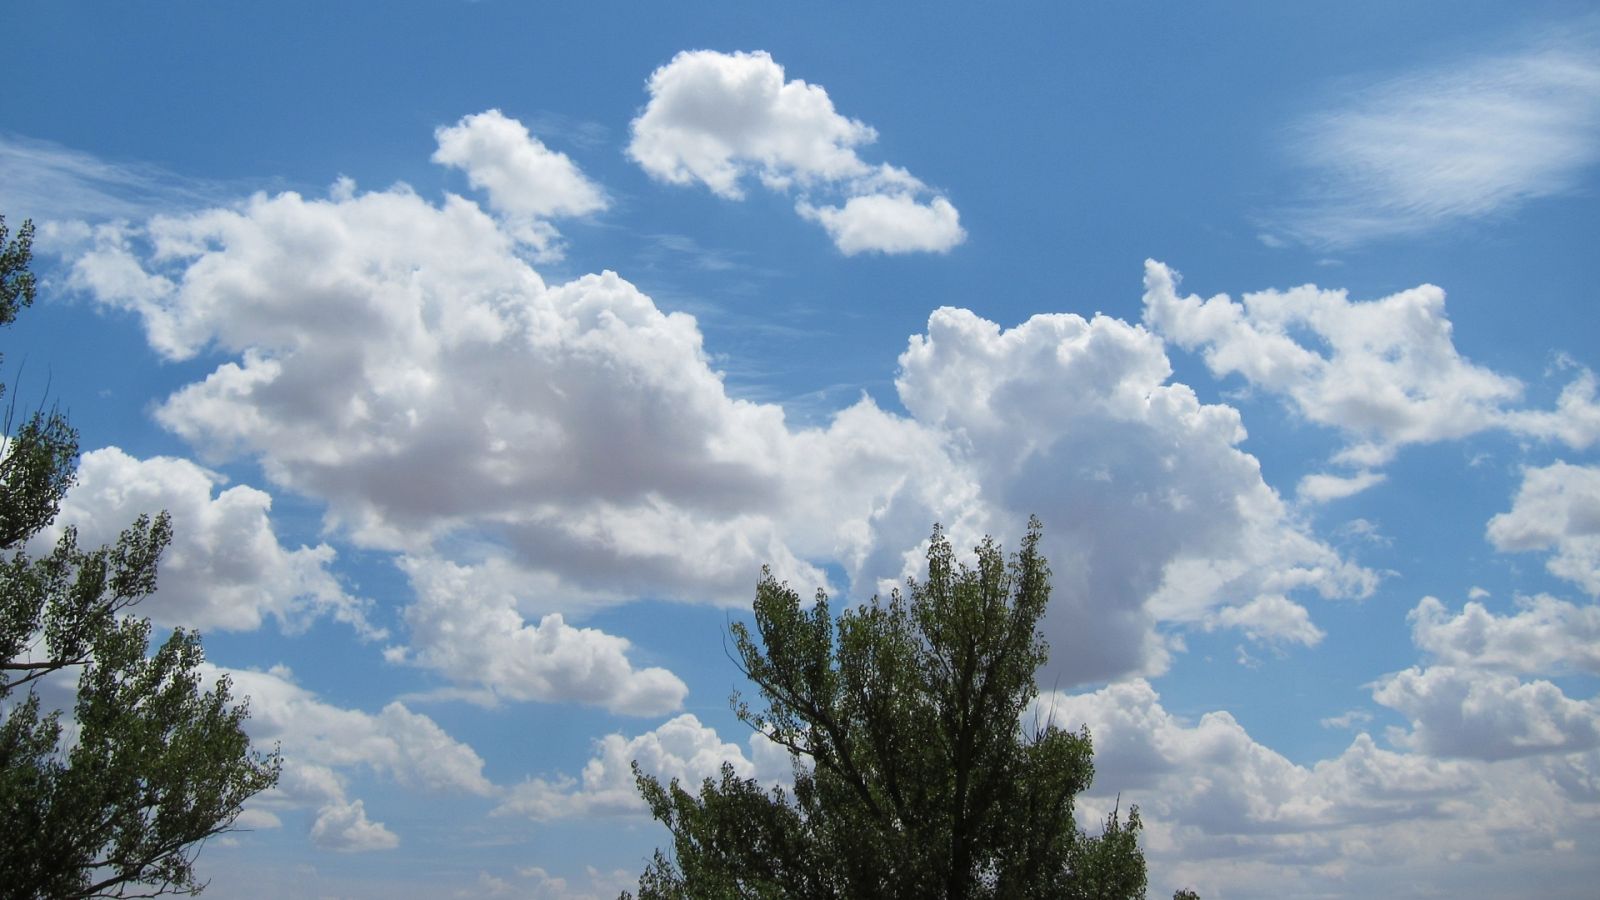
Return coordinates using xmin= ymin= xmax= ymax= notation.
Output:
xmin=1297 ymin=469 xmax=1386 ymax=503
xmin=495 ymin=713 xmax=784 ymax=820
xmin=628 ymin=50 xmax=963 ymax=255
xmin=1272 ymin=35 xmax=1600 ymax=246
xmin=888 ymin=304 xmax=1372 ymax=681
xmin=1320 ymin=709 xmax=1373 ymax=730
xmin=392 ymin=556 xmax=688 ymax=716
xmin=433 ymin=109 xmax=607 ymax=261
xmin=509 ymin=867 xmax=567 ymax=898
xmin=797 ymin=193 xmax=964 ymax=256
xmin=1204 ymin=594 xmax=1325 ymax=648
xmin=1372 ymin=665 xmax=1600 ymax=761
xmin=1034 ymin=679 xmax=1598 ymax=898
xmin=309 ymin=799 xmax=399 ymax=853
xmin=1038 ymin=680 xmax=1351 ymax=827
xmin=459 ymin=871 xmax=515 ymax=897
xmin=1487 ymin=461 xmax=1600 ymax=596
xmin=218 ymin=664 xmax=497 ymax=798
xmin=0 ymin=133 xmax=227 ymax=230
xmin=34 ymin=447 xmax=374 ymax=636
xmin=77 ymin=183 xmax=828 ymax=602
xmin=60 ymin=134 xmax=1376 ymax=690
xmin=207 ymin=664 xmax=493 ymax=855
xmin=628 ymin=49 xmax=875 ymax=196
xmin=1143 ymin=260 xmax=1600 ymax=467
xmin=1410 ymin=594 xmax=1600 ymax=675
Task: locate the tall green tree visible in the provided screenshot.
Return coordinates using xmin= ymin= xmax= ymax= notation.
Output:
xmin=0 ymin=214 xmax=280 ymax=899
xmin=627 ymin=519 xmax=1148 ymax=899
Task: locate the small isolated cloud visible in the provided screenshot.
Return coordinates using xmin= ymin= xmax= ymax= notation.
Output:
xmin=1298 ymin=469 xmax=1386 ymax=503
xmin=433 ymin=109 xmax=607 ymax=261
xmin=628 ymin=50 xmax=963 ymax=255
xmin=1143 ymin=260 xmax=1600 ymax=468
xmin=495 ymin=713 xmax=785 ymax=820
xmin=1204 ymin=593 xmax=1325 ymax=647
xmin=1487 ymin=461 xmax=1600 ymax=596
xmin=393 ymin=556 xmax=688 ymax=716
xmin=34 ymin=447 xmax=375 ymax=636
xmin=1321 ymin=709 xmax=1373 ymax=729
xmin=1270 ymin=33 xmax=1600 ymax=246
xmin=309 ymin=799 xmax=399 ymax=853
xmin=797 ymin=193 xmax=963 ymax=256
xmin=1338 ymin=517 xmax=1390 ymax=546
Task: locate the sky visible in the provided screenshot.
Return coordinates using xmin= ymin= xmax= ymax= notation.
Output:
xmin=3 ymin=2 xmax=1599 ymax=897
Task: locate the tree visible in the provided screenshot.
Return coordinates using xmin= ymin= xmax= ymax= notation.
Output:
xmin=0 ymin=214 xmax=280 ymax=898
xmin=626 ymin=519 xmax=1149 ymax=899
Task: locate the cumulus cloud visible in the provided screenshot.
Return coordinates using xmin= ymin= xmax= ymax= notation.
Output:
xmin=220 ymin=664 xmax=496 ymax=798
xmin=1143 ymin=260 xmax=1600 ymax=468
xmin=627 ymin=49 xmax=874 ymax=196
xmin=391 ymin=556 xmax=688 ymax=716
xmin=1487 ymin=461 xmax=1600 ymax=596
xmin=1410 ymin=594 xmax=1600 ymax=675
xmin=72 ymin=183 xmax=825 ymax=601
xmin=886 ymin=304 xmax=1372 ymax=681
xmin=433 ymin=109 xmax=607 ymax=260
xmin=1039 ymin=680 xmax=1473 ymax=833
xmin=1388 ymin=592 xmax=1600 ymax=766
xmin=1034 ymin=679 xmax=1597 ymax=898
xmin=1372 ymin=665 xmax=1600 ymax=760
xmin=209 ymin=664 xmax=493 ymax=854
xmin=628 ymin=50 xmax=963 ymax=255
xmin=1203 ymin=594 xmax=1324 ymax=647
xmin=34 ymin=447 xmax=374 ymax=636
xmin=1269 ymin=34 xmax=1600 ymax=246
xmin=797 ymin=193 xmax=964 ymax=256
xmin=495 ymin=713 xmax=787 ymax=820
xmin=309 ymin=799 xmax=399 ymax=853
xmin=61 ymin=127 xmax=1373 ymax=689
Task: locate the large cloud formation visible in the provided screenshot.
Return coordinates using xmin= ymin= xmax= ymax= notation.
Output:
xmin=42 ymin=93 xmax=1600 ymax=896
xmin=628 ymin=50 xmax=964 ymax=255
xmin=62 ymin=110 xmax=1378 ymax=695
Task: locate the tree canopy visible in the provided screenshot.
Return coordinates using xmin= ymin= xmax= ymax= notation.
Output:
xmin=0 ymin=214 xmax=280 ymax=899
xmin=626 ymin=519 xmax=1149 ymax=899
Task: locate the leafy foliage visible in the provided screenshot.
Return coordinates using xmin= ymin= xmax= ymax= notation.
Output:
xmin=0 ymin=214 xmax=280 ymax=898
xmin=627 ymin=519 xmax=1149 ymax=899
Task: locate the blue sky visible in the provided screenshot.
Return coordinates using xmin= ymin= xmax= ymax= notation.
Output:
xmin=4 ymin=2 xmax=1600 ymax=897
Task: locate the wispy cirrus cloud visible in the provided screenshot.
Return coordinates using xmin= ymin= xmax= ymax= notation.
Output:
xmin=0 ymin=133 xmax=231 ymax=231
xmin=1267 ymin=29 xmax=1600 ymax=248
